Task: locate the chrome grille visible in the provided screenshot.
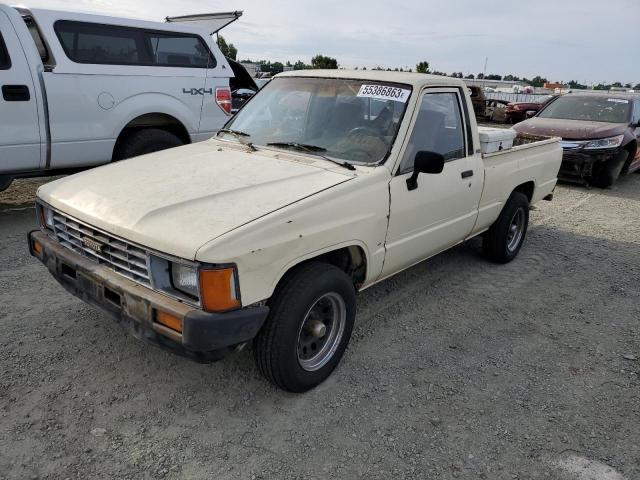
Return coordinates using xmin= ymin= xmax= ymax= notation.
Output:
xmin=52 ymin=212 xmax=151 ymax=286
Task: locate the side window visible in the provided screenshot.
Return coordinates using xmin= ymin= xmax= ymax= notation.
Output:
xmin=0 ymin=32 xmax=10 ymax=70
xmin=147 ymin=33 xmax=215 ymax=68
xmin=399 ymin=92 xmax=466 ymax=173
xmin=633 ymin=101 xmax=640 ymax=125
xmin=54 ymin=20 xmax=215 ymax=68
xmin=55 ymin=21 xmax=144 ymax=65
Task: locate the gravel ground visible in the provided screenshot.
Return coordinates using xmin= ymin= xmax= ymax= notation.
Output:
xmin=1 ymin=175 xmax=639 ymax=480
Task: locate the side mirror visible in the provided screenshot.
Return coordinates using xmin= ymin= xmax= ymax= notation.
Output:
xmin=406 ymin=151 xmax=445 ymax=191
xmin=525 ymin=110 xmax=536 ymax=119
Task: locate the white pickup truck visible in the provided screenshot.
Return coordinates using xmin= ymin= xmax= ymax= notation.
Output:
xmin=0 ymin=4 xmax=255 ymax=191
xmin=29 ymin=70 xmax=562 ymax=392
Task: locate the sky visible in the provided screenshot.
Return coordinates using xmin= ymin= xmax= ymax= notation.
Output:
xmin=27 ymin=0 xmax=639 ymax=85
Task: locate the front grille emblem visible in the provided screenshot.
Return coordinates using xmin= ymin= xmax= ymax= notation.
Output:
xmin=82 ymin=237 xmax=105 ymax=254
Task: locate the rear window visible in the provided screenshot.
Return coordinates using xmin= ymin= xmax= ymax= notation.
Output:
xmin=0 ymin=32 xmax=10 ymax=70
xmin=54 ymin=20 xmax=215 ymax=68
xmin=539 ymin=96 xmax=632 ymax=123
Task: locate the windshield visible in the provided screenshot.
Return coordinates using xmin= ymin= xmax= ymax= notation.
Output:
xmin=538 ymin=96 xmax=631 ymax=123
xmin=220 ymin=77 xmax=412 ymax=164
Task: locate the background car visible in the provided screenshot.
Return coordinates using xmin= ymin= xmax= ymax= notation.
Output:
xmin=484 ymin=99 xmax=510 ymax=123
xmin=505 ymin=95 xmax=557 ymax=124
xmin=513 ymin=93 xmax=640 ymax=187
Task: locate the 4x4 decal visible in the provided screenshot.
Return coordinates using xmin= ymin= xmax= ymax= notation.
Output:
xmin=183 ymin=88 xmax=213 ymax=96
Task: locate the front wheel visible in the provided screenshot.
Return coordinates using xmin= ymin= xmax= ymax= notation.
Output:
xmin=0 ymin=176 xmax=13 ymax=192
xmin=253 ymin=262 xmax=356 ymax=393
xmin=591 ymin=150 xmax=628 ymax=188
xmin=483 ymin=192 xmax=530 ymax=263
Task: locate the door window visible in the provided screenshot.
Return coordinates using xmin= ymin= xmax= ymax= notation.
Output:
xmin=0 ymin=32 xmax=10 ymax=70
xmin=399 ymin=91 xmax=466 ymax=174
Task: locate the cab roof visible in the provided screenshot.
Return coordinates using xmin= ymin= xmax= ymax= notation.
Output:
xmin=276 ymin=69 xmax=467 ymax=90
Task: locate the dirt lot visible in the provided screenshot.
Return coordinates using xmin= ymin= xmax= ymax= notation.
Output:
xmin=1 ymin=175 xmax=639 ymax=480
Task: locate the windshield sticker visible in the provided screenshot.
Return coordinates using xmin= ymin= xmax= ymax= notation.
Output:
xmin=357 ymin=85 xmax=411 ymax=103
xmin=607 ymin=98 xmax=629 ymax=104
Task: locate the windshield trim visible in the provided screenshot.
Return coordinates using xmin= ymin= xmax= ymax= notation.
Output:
xmin=220 ymin=76 xmax=414 ymax=167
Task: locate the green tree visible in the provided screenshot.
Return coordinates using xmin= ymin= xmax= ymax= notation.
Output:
xmin=568 ymin=80 xmax=587 ymax=90
xmin=293 ymin=60 xmax=309 ymax=70
xmin=416 ymin=61 xmax=430 ymax=74
xmin=217 ymin=35 xmax=237 ymax=60
xmin=465 ymin=74 xmax=475 ymax=79
xmin=634 ymin=83 xmax=640 ymax=90
xmin=311 ymin=55 xmax=338 ymax=69
xmin=530 ymin=76 xmax=548 ymax=87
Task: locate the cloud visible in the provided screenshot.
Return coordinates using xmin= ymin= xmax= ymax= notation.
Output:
xmin=25 ymin=0 xmax=640 ymax=83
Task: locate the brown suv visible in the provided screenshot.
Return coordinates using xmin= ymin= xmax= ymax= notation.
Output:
xmin=513 ymin=93 xmax=640 ymax=187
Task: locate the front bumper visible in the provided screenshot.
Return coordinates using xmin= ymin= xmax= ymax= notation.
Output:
xmin=559 ymin=148 xmax=620 ymax=183
xmin=28 ymin=230 xmax=269 ymax=362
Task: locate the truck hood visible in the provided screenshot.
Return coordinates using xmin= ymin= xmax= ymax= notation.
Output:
xmin=37 ymin=141 xmax=353 ymax=259
xmin=513 ymin=118 xmax=628 ymax=140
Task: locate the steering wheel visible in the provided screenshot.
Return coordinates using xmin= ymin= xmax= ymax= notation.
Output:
xmin=340 ymin=147 xmax=374 ymax=162
xmin=346 ymin=126 xmax=380 ymax=138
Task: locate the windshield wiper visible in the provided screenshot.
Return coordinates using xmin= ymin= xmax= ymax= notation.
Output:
xmin=217 ymin=128 xmax=257 ymax=151
xmin=218 ymin=128 xmax=250 ymax=137
xmin=266 ymin=142 xmax=356 ymax=171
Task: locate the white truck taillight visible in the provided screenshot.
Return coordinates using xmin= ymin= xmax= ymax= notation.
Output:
xmin=216 ymin=87 xmax=232 ymax=115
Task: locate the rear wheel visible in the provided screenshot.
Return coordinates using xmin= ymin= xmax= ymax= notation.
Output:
xmin=483 ymin=192 xmax=530 ymax=264
xmin=592 ymin=150 xmax=628 ymax=188
xmin=253 ymin=262 xmax=356 ymax=393
xmin=0 ymin=176 xmax=13 ymax=192
xmin=114 ymin=128 xmax=183 ymax=161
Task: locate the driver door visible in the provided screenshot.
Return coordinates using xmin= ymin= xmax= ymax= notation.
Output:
xmin=381 ymin=88 xmax=483 ymax=277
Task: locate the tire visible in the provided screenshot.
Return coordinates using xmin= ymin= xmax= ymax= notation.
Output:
xmin=253 ymin=262 xmax=356 ymax=393
xmin=591 ymin=150 xmax=629 ymax=188
xmin=114 ymin=128 xmax=183 ymax=161
xmin=0 ymin=176 xmax=13 ymax=192
xmin=483 ymin=191 xmax=530 ymax=264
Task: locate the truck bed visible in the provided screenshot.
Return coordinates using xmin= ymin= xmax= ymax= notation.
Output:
xmin=472 ymin=133 xmax=563 ymax=236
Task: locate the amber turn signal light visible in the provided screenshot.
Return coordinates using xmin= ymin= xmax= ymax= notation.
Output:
xmin=200 ymin=267 xmax=240 ymax=312
xmin=32 ymin=239 xmax=43 ymax=255
xmin=155 ymin=311 xmax=183 ymax=333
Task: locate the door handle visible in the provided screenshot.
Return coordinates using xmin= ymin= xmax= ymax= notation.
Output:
xmin=2 ymin=85 xmax=31 ymax=102
xmin=461 ymin=170 xmax=473 ymax=179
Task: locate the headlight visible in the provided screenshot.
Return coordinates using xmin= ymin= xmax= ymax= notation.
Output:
xmin=171 ymin=263 xmax=199 ymax=298
xmin=39 ymin=203 xmax=55 ymax=230
xmin=583 ymin=135 xmax=624 ymax=150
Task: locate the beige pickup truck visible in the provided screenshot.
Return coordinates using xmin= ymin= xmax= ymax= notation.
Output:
xmin=29 ymin=70 xmax=562 ymax=392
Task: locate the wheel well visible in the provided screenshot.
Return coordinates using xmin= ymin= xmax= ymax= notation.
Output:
xmin=513 ymin=181 xmax=535 ymax=203
xmin=284 ymin=246 xmax=368 ymax=291
xmin=113 ymin=113 xmax=190 ymax=160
